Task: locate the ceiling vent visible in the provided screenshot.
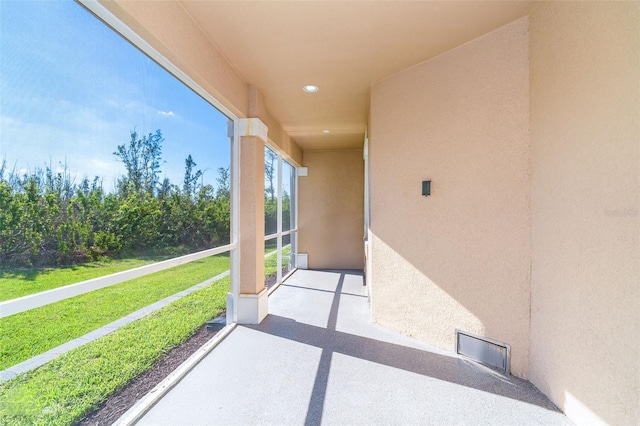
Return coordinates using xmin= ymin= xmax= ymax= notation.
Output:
xmin=455 ymin=329 xmax=510 ymax=374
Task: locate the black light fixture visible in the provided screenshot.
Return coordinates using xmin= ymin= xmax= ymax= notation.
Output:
xmin=422 ymin=180 xmax=431 ymax=196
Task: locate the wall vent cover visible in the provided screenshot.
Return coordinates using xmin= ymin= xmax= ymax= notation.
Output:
xmin=455 ymin=329 xmax=510 ymax=374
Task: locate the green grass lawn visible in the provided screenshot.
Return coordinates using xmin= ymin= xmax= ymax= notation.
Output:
xmin=0 ymin=276 xmax=229 ymax=426
xmin=0 ymin=255 xmax=230 ymax=370
xmin=264 ymin=246 xmax=292 ymax=279
xmin=0 ymin=255 xmax=178 ymax=302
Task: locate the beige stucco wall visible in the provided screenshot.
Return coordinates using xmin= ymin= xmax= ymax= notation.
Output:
xmin=98 ymin=2 xmax=640 ymax=418
xmin=239 ymin=135 xmax=265 ymax=295
xmin=249 ymin=86 xmax=303 ymax=165
xmin=298 ymin=150 xmax=364 ymax=270
xmin=369 ymin=17 xmax=531 ymax=377
xmin=529 ymin=2 xmax=640 ymax=424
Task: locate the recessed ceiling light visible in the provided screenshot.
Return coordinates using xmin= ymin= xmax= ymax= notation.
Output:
xmin=303 ymin=85 xmax=319 ymax=93
xmin=322 ymin=130 xmax=330 ymax=134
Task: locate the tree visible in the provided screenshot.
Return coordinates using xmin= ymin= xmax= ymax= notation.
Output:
xmin=282 ymin=190 xmax=291 ymax=230
xmin=215 ymin=166 xmax=230 ymax=199
xmin=265 ymin=148 xmax=277 ymax=201
xmin=211 ymin=167 xmax=231 ymax=244
xmin=114 ymin=129 xmax=164 ymax=196
xmin=158 ymin=177 xmax=173 ymax=199
xmin=0 ymin=129 xmax=234 ymax=266
xmin=183 ymin=154 xmax=203 ymax=197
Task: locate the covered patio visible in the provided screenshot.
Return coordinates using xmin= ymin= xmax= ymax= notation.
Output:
xmin=124 ymin=270 xmax=570 ymax=425
xmin=2 ymin=1 xmax=634 ymax=423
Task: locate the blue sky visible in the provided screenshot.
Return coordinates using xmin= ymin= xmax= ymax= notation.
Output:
xmin=0 ymin=0 xmax=231 ymax=192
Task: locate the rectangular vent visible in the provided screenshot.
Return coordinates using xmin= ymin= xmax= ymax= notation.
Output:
xmin=455 ymin=329 xmax=510 ymax=374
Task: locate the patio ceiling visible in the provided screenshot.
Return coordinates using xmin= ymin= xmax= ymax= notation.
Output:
xmin=179 ymin=1 xmax=536 ymax=150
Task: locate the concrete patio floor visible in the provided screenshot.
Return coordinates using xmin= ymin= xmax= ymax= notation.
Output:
xmin=135 ymin=269 xmax=571 ymax=425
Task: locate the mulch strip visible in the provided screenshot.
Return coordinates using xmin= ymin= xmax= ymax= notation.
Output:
xmin=75 ymin=273 xmax=287 ymax=425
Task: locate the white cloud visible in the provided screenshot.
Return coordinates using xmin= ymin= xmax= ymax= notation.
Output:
xmin=158 ymin=110 xmax=175 ymax=117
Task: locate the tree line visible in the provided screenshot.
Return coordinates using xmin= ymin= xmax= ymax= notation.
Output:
xmin=264 ymin=147 xmax=292 ymax=237
xmin=0 ymin=130 xmax=230 ymax=267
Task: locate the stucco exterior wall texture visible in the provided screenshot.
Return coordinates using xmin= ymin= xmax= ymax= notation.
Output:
xmin=239 ymin=135 xmax=266 ymax=295
xmin=249 ymin=86 xmax=303 ymax=166
xmin=298 ymin=150 xmax=364 ymax=270
xmin=369 ymin=17 xmax=531 ymax=377
xmin=529 ymin=3 xmax=640 ymax=425
xmin=100 ymin=1 xmax=640 ymax=421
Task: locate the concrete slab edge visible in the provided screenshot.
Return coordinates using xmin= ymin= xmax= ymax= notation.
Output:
xmin=113 ymin=323 xmax=237 ymax=426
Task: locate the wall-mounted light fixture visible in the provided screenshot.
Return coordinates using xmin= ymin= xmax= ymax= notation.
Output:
xmin=422 ymin=180 xmax=431 ymax=196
